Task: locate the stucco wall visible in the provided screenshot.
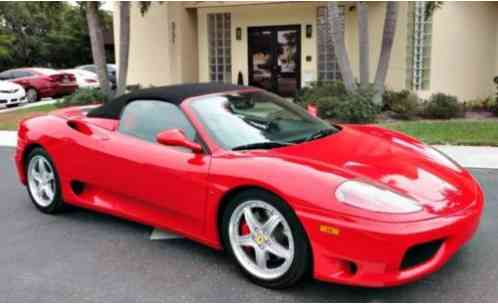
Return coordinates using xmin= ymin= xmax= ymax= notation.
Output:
xmin=119 ymin=2 xmax=498 ymax=101
xmin=197 ymin=2 xmax=408 ymax=90
xmin=426 ymin=2 xmax=497 ymax=100
xmin=114 ymin=3 xmax=198 ymax=88
xmin=344 ymin=2 xmax=408 ymax=91
xmin=115 ymin=3 xmax=171 ymax=87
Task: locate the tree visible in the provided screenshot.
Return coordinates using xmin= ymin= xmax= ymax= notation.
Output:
xmin=116 ymin=2 xmax=130 ymax=97
xmin=0 ymin=2 xmax=113 ymax=71
xmin=373 ymin=2 xmax=398 ymax=103
xmin=85 ymin=1 xmax=111 ymax=97
xmin=325 ymin=2 xmax=441 ymax=105
xmin=327 ymin=2 xmax=356 ymax=92
xmin=357 ymin=2 xmax=369 ymax=89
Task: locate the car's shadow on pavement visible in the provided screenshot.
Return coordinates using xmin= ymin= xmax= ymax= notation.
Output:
xmin=53 ymin=205 xmax=485 ymax=302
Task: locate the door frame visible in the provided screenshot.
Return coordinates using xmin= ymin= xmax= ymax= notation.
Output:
xmin=247 ymin=25 xmax=302 ymax=96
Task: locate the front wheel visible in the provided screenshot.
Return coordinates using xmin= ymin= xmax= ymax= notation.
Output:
xmin=26 ymin=148 xmax=65 ymax=213
xmin=221 ymin=189 xmax=310 ymax=289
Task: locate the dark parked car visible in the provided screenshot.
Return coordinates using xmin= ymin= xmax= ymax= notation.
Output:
xmin=0 ymin=68 xmax=78 ymax=102
xmin=75 ymin=64 xmax=116 ymax=89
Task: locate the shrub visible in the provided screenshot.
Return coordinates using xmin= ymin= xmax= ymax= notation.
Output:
xmin=315 ymin=89 xmax=380 ymax=123
xmin=464 ymin=97 xmax=497 ymax=112
xmin=423 ymin=93 xmax=462 ymax=119
xmin=383 ymin=89 xmax=419 ymax=119
xmin=294 ymin=81 xmax=349 ymax=107
xmin=55 ymin=88 xmax=108 ymax=109
xmin=493 ymin=98 xmax=498 ymax=116
xmin=295 ymin=81 xmax=379 ymax=123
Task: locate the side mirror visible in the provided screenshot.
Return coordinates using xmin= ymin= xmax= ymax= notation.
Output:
xmin=156 ymin=129 xmax=203 ymax=153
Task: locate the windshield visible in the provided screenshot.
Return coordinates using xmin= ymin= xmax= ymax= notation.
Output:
xmin=190 ymin=90 xmax=338 ymax=150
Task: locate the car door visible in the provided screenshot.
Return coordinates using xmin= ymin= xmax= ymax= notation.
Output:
xmin=95 ymin=99 xmax=212 ymax=234
xmin=10 ymin=70 xmax=34 ymax=88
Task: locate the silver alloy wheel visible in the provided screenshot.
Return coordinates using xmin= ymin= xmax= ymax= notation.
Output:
xmin=27 ymin=155 xmax=56 ymax=207
xmin=228 ymin=200 xmax=294 ymax=280
xmin=26 ymin=89 xmax=37 ymax=103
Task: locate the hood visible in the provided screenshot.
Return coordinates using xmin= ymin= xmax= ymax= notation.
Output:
xmin=267 ymin=125 xmax=479 ymax=217
xmin=0 ymin=80 xmax=22 ymax=92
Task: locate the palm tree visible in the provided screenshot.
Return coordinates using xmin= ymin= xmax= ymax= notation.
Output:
xmin=85 ymin=1 xmax=111 ymax=97
xmin=357 ymin=2 xmax=369 ymax=89
xmin=116 ymin=2 xmax=130 ymax=97
xmin=373 ymin=2 xmax=398 ymax=104
xmin=327 ymin=2 xmax=356 ymax=91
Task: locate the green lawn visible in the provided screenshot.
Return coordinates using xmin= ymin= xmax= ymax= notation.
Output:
xmin=380 ymin=119 xmax=498 ymax=146
xmin=0 ymin=104 xmax=57 ymax=130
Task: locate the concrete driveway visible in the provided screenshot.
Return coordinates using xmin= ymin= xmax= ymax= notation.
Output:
xmin=0 ymin=147 xmax=497 ymax=302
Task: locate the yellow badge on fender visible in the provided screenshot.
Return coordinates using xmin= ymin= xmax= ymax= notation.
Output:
xmin=320 ymin=225 xmax=340 ymax=236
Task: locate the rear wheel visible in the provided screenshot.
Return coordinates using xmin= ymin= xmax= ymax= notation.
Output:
xmin=221 ymin=189 xmax=310 ymax=289
xmin=26 ymin=88 xmax=38 ymax=103
xmin=26 ymin=148 xmax=65 ymax=213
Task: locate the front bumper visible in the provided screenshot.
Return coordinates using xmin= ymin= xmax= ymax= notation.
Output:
xmin=0 ymin=94 xmax=27 ymax=107
xmin=298 ymin=189 xmax=483 ymax=287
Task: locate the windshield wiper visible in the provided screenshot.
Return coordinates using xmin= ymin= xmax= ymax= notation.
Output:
xmin=304 ymin=128 xmax=336 ymax=142
xmin=232 ymin=141 xmax=292 ymax=151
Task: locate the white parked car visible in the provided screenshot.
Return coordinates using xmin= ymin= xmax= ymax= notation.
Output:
xmin=0 ymin=80 xmax=27 ymax=108
xmin=62 ymin=69 xmax=99 ymax=89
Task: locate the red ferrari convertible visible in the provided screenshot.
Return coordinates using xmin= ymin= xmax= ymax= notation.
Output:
xmin=15 ymin=84 xmax=483 ymax=288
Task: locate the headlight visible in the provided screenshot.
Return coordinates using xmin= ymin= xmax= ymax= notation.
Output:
xmin=335 ymin=181 xmax=422 ymax=214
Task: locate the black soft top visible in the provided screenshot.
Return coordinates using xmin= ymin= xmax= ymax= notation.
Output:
xmin=87 ymin=83 xmax=251 ymax=119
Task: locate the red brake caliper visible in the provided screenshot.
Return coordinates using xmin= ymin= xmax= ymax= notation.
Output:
xmin=240 ymin=220 xmax=252 ymax=254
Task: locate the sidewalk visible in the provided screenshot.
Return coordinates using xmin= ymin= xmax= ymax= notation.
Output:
xmin=434 ymin=145 xmax=498 ymax=169
xmin=0 ymin=130 xmax=496 ymax=169
xmin=0 ymin=131 xmax=17 ymax=148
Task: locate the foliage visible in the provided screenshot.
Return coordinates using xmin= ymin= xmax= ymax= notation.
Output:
xmin=294 ymin=81 xmax=349 ymax=107
xmin=425 ymin=1 xmax=443 ymax=20
xmin=422 ymin=93 xmax=462 ymax=119
xmin=383 ymin=89 xmax=419 ymax=119
xmin=322 ymin=91 xmax=380 ymax=123
xmin=463 ymin=97 xmax=497 ymax=112
xmin=0 ymin=2 xmax=114 ymax=71
xmin=55 ymin=88 xmax=108 ymax=108
xmin=295 ymin=81 xmax=379 ymax=123
xmin=494 ymin=99 xmax=498 ymax=117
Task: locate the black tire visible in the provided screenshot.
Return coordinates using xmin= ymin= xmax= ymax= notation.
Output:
xmin=26 ymin=88 xmax=38 ymax=103
xmin=6 ymin=104 xmax=19 ymax=108
xmin=221 ymin=189 xmax=311 ymax=289
xmin=25 ymin=147 xmax=65 ymax=214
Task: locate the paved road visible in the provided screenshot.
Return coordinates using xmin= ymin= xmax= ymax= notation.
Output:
xmin=0 ymin=147 xmax=497 ymax=302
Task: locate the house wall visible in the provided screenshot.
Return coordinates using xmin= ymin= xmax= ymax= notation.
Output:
xmin=119 ymin=1 xmax=498 ymax=101
xmin=425 ymin=2 xmax=497 ymax=100
xmin=344 ymin=2 xmax=409 ymax=91
xmin=114 ymin=3 xmax=198 ymax=88
xmin=196 ymin=2 xmax=409 ymax=90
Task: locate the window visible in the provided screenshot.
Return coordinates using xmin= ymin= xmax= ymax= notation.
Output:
xmin=12 ymin=70 xmax=33 ymax=79
xmin=208 ymin=13 xmax=231 ymax=83
xmin=118 ymin=100 xmax=196 ymax=143
xmin=0 ymin=71 xmax=12 ymax=80
xmin=316 ymin=6 xmax=342 ymax=82
xmin=82 ymin=65 xmax=96 ymax=73
xmin=190 ymin=91 xmax=335 ymax=150
xmin=406 ymin=2 xmax=432 ymax=90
